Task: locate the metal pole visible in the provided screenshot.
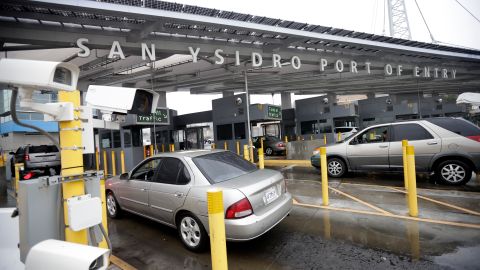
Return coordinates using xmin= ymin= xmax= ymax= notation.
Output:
xmin=244 ymin=71 xmax=252 ymax=145
xmin=151 ymin=61 xmax=157 ymax=154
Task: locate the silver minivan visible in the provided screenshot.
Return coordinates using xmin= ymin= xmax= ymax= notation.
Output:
xmin=311 ymin=118 xmax=480 ymax=185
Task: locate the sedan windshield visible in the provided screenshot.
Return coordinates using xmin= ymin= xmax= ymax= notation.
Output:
xmin=193 ymin=151 xmax=257 ymax=183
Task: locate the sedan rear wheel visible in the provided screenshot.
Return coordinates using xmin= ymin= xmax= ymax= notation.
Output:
xmin=327 ymin=158 xmax=347 ymax=178
xmin=178 ymin=214 xmax=207 ymax=252
xmin=436 ymin=160 xmax=472 ymax=185
xmin=265 ymin=147 xmax=273 ymax=156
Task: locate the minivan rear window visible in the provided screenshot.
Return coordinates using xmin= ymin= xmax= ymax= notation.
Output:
xmin=426 ymin=118 xmax=480 ymax=137
xmin=193 ymin=151 xmax=257 ymax=183
xmin=29 ymin=145 xmax=59 ymax=153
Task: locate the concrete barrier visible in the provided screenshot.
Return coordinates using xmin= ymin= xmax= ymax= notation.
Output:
xmin=286 ymin=139 xmax=324 ymax=160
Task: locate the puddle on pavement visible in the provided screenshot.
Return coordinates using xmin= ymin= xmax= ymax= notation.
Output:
xmin=298 ymin=206 xmax=480 ymax=268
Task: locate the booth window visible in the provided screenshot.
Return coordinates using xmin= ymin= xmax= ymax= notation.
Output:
xmin=113 ymin=131 xmax=121 ymax=148
xmin=101 ymin=132 xmax=111 ymax=149
xmin=123 ymin=130 xmax=132 ymax=147
xmin=234 ymin=122 xmax=246 ymax=139
xmin=300 ymin=120 xmax=317 ymax=135
xmin=217 ymin=124 xmax=233 ymax=140
xmin=131 ymin=128 xmax=143 ymax=147
xmin=319 ymin=125 xmax=332 ymax=134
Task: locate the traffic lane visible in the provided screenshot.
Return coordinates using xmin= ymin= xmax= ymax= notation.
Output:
xmin=279 ymin=166 xmax=480 ymax=192
xmin=108 ymin=208 xmax=446 ymax=270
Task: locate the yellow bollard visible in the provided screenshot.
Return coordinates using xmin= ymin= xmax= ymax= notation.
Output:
xmin=407 ymin=145 xmax=418 ymax=217
xmin=111 ymin=151 xmax=116 ymax=176
xmin=243 ymin=145 xmax=250 ymax=161
xmin=249 ymin=140 xmax=254 ymax=163
xmin=161 ymin=144 xmax=165 ymax=153
xmin=207 ymin=189 xmax=229 ymax=270
xmin=95 ymin=150 xmax=100 ymax=172
xmin=258 ymin=148 xmax=265 ymax=169
xmin=120 ymin=150 xmax=126 ymax=174
xmin=402 ymin=140 xmax=409 ymax=190
xmin=236 ymin=141 xmax=240 ymax=155
xmin=260 ymin=137 xmax=264 ymax=150
xmin=171 ymin=144 xmax=175 ymax=152
xmin=323 ymin=134 xmax=327 ymax=145
xmin=320 ymin=147 xmax=329 ymax=206
xmin=284 ymin=136 xmax=288 ymax=143
xmin=310 ymin=135 xmax=314 ymax=140
xmin=224 ymin=141 xmax=228 ymax=150
xmin=337 ymin=132 xmax=341 ymax=141
xmin=212 ymin=143 xmax=216 ymax=150
xmin=14 ymin=163 xmax=23 ymax=196
xmin=103 ymin=150 xmax=108 ymax=177
xmin=150 ymin=144 xmax=154 ymax=156
xmin=143 ymin=146 xmax=147 ymax=159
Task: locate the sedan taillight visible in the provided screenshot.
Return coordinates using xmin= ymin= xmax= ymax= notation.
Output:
xmin=277 ymin=142 xmax=285 ymax=147
xmin=467 ymin=135 xmax=480 ymax=142
xmin=225 ymin=198 xmax=253 ymax=219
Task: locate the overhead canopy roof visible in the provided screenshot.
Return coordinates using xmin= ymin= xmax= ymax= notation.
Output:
xmin=1 ymin=0 xmax=479 ymax=95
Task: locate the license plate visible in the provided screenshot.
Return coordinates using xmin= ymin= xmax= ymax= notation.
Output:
xmin=263 ymin=186 xmax=279 ymax=205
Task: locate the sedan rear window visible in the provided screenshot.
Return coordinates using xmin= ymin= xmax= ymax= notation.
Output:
xmin=193 ymin=151 xmax=257 ymax=183
xmin=426 ymin=118 xmax=480 ymax=137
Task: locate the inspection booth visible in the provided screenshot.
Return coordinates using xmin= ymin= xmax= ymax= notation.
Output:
xmin=295 ymin=96 xmax=359 ymax=143
xmin=358 ymin=94 xmax=467 ymax=128
xmin=97 ymin=108 xmax=175 ymax=175
xmin=212 ymin=94 xmax=282 ymax=155
xmin=173 ymin=110 xmax=213 ymax=150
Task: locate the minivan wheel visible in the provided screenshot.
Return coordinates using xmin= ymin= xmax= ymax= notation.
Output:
xmin=436 ymin=160 xmax=472 ymax=185
xmin=178 ymin=214 xmax=207 ymax=252
xmin=106 ymin=192 xmax=121 ymax=218
xmin=327 ymin=158 xmax=347 ymax=178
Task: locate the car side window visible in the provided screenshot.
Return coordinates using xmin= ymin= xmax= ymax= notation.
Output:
xmin=155 ymin=157 xmax=182 ymax=185
xmin=392 ymin=124 xmax=434 ymax=141
xmin=130 ymin=158 xmax=161 ymax=181
xmin=176 ymin=162 xmax=191 ymax=185
xmin=354 ymin=126 xmax=389 ymax=144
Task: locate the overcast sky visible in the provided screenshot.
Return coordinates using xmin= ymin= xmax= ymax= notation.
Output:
xmin=166 ymin=0 xmax=480 ymax=114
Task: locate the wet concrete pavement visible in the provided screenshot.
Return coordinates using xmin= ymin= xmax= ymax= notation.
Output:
xmin=2 ymin=165 xmax=479 ymax=269
xmin=107 ymin=166 xmax=480 ymax=269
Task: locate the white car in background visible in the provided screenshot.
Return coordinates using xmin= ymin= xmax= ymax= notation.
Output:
xmin=334 ymin=127 xmax=359 ymax=141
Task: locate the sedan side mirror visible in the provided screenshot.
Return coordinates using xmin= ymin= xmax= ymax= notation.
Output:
xmin=9 ymin=151 xmax=15 ymax=155
xmin=119 ymin=173 xmax=129 ymax=180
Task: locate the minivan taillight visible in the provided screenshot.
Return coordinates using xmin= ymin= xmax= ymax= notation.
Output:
xmin=225 ymin=198 xmax=253 ymax=219
xmin=467 ymin=135 xmax=480 ymax=142
xmin=24 ymin=154 xmax=30 ymax=161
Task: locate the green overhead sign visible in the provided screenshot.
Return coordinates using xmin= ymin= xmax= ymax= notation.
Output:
xmin=267 ymin=106 xmax=281 ymax=119
xmin=136 ymin=108 xmax=169 ymax=124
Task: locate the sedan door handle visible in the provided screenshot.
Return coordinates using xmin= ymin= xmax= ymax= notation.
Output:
xmin=140 ymin=188 xmax=147 ymax=192
xmin=427 ymin=142 xmax=438 ymax=145
xmin=174 ymin=192 xmax=184 ymax=198
xmin=379 ymin=145 xmax=388 ymax=148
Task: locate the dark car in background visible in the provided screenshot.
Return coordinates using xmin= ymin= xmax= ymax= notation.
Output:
xmin=10 ymin=145 xmax=60 ymax=178
xmin=253 ymin=135 xmax=286 ymax=156
xmin=311 ymin=118 xmax=480 ymax=185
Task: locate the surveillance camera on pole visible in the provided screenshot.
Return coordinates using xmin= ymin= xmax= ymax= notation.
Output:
xmin=0 ymin=58 xmax=80 ymax=121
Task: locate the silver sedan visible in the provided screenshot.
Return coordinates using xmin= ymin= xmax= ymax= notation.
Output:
xmin=105 ymin=150 xmax=292 ymax=251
